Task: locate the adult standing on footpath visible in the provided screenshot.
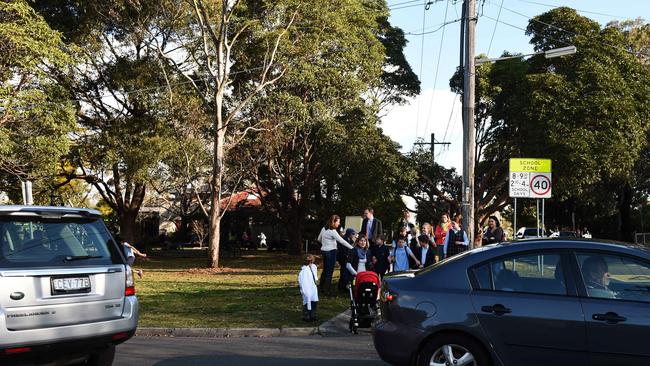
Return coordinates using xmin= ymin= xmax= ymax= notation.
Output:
xmin=346 ymin=236 xmax=370 ymax=278
xmin=337 ymin=228 xmax=358 ymax=293
xmin=397 ymin=210 xmax=417 ymax=245
xmin=443 ymin=220 xmax=469 ymax=258
xmin=360 ymin=207 xmax=383 ymax=246
xmin=482 ymin=216 xmax=505 ymax=245
xmin=370 ymin=234 xmax=390 ymax=279
xmin=317 ymin=215 xmax=354 ymax=295
xmin=434 ymin=213 xmax=452 ymax=261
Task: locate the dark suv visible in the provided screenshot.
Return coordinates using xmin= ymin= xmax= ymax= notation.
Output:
xmin=0 ymin=206 xmax=139 ymax=366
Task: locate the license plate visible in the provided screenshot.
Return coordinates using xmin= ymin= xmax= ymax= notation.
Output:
xmin=51 ymin=276 xmax=91 ymax=294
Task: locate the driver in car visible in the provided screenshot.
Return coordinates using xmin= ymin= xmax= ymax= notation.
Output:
xmin=582 ymin=256 xmax=617 ymax=299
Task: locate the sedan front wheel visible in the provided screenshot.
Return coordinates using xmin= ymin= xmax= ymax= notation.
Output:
xmin=418 ymin=334 xmax=490 ymax=366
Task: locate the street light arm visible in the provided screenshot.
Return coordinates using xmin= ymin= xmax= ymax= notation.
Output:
xmin=476 ymin=52 xmax=540 ymax=65
xmin=475 ymin=45 xmax=576 ymax=65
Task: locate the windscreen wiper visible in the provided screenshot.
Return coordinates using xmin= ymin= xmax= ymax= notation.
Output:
xmin=64 ymin=255 xmax=103 ymax=262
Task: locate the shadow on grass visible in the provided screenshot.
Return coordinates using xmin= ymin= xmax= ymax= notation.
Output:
xmin=141 ymin=251 xmax=307 ymax=272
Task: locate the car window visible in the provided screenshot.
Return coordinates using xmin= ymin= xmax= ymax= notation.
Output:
xmin=523 ymin=228 xmax=544 ymax=237
xmin=0 ymin=217 xmax=123 ymax=268
xmin=490 ymin=252 xmax=566 ymax=295
xmin=577 ymin=252 xmax=650 ymax=302
xmin=472 ymin=263 xmax=492 ymax=290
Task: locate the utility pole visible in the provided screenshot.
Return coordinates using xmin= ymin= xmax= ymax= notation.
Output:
xmin=413 ymin=133 xmax=450 ymax=164
xmin=462 ymin=0 xmax=476 ymax=246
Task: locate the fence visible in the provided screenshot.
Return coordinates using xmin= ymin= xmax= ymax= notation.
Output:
xmin=635 ymin=233 xmax=650 ymax=247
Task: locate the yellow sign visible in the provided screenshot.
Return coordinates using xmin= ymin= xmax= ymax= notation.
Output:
xmin=509 ymin=158 xmax=552 ymax=173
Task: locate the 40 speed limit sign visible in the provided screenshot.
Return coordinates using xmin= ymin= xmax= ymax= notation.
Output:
xmin=530 ymin=173 xmax=552 ymax=198
xmin=509 ymin=158 xmax=552 ymax=198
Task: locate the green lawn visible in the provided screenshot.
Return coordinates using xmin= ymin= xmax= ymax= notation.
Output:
xmin=134 ymin=250 xmax=348 ymax=328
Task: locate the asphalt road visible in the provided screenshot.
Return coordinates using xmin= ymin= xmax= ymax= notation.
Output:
xmin=114 ymin=335 xmax=390 ymax=366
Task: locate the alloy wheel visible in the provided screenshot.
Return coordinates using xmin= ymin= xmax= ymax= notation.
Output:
xmin=429 ymin=343 xmax=476 ymax=366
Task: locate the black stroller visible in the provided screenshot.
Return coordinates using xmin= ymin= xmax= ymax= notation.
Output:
xmin=348 ymin=278 xmax=379 ymax=334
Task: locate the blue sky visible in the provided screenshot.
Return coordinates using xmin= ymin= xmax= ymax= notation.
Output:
xmin=382 ymin=0 xmax=649 ymax=172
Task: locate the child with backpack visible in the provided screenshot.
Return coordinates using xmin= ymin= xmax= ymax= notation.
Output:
xmin=389 ymin=236 xmax=420 ymax=272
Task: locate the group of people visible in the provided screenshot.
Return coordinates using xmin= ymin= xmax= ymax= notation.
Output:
xmin=298 ymin=208 xmax=508 ymax=321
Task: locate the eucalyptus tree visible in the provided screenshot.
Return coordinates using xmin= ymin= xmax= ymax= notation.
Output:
xmin=0 ymin=0 xmax=75 ymax=197
xmin=235 ymin=0 xmax=419 ymax=253
xmin=151 ymin=0 xmax=298 ymax=267
xmin=33 ymin=0 xmax=178 ymax=243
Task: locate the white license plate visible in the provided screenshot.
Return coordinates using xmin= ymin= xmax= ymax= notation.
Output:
xmin=52 ymin=277 xmax=91 ymax=293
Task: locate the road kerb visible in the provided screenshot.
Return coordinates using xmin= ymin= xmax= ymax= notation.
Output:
xmin=136 ymin=327 xmax=318 ymax=338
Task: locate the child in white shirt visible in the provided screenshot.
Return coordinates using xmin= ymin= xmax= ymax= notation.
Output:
xmin=298 ymin=254 xmax=319 ymax=322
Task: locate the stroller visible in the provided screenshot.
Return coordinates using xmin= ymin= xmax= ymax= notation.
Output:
xmin=348 ymin=271 xmax=380 ymax=334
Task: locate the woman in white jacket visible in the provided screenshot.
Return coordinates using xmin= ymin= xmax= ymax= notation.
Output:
xmin=317 ymin=215 xmax=354 ymax=294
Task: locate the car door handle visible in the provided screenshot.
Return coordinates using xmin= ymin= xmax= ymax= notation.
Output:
xmin=593 ymin=312 xmax=627 ymax=324
xmin=481 ymin=304 xmax=512 ymax=315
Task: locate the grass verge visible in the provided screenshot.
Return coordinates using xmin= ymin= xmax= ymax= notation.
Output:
xmin=135 ymin=250 xmax=349 ymax=328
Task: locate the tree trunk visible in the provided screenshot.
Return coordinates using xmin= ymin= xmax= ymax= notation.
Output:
xmin=619 ymin=183 xmax=633 ymax=243
xmin=208 ymin=82 xmax=226 ymax=268
xmin=208 ymin=201 xmax=221 ymax=268
xmin=119 ymin=210 xmax=138 ymax=245
xmin=286 ymin=217 xmax=303 ymax=255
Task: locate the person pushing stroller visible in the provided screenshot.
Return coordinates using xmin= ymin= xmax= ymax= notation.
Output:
xmin=347 ymin=261 xmax=381 ymax=334
xmin=346 ymin=237 xmax=381 ymax=333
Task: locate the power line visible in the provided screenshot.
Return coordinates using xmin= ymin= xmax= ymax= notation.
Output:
xmin=438 ymin=96 xmax=459 ymax=162
xmin=485 ymin=2 xmax=650 ymax=57
xmin=486 ymin=0 xmax=505 ymax=56
xmin=54 ymin=39 xmax=386 ymax=104
xmin=390 ymin=2 xmax=428 ymax=11
xmin=481 ymin=14 xmax=573 ymax=47
xmin=388 ymin=0 xmax=422 ymax=8
xmin=414 ymin=1 xmax=430 ymax=142
xmin=437 ymin=94 xmax=457 ymax=159
xmin=422 ymin=0 xmax=450 ymax=138
xmin=405 ymin=18 xmax=462 ymax=36
xmin=511 ymin=0 xmax=628 ymax=20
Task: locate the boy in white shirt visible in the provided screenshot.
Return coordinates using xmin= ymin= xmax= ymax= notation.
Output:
xmin=298 ymin=254 xmax=319 ymax=322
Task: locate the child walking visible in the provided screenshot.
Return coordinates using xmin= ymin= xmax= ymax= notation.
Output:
xmin=298 ymin=254 xmax=319 ymax=322
xmin=118 ymin=236 xmax=147 ymax=278
xmin=390 ymin=236 xmax=420 ymax=272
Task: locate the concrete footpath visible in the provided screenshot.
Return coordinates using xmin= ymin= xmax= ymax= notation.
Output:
xmin=136 ymin=309 xmax=372 ymax=338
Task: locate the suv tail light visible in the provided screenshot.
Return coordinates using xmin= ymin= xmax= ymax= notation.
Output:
xmin=4 ymin=347 xmax=31 ymax=355
xmin=125 ymin=266 xmax=136 ymax=296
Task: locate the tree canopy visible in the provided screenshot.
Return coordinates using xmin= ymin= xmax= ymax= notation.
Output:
xmin=0 ymin=0 xmax=75 ymax=192
xmin=447 ymin=7 xmax=650 ymax=239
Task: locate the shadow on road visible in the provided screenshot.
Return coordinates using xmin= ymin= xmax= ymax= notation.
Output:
xmin=153 ymin=355 xmax=383 ymax=366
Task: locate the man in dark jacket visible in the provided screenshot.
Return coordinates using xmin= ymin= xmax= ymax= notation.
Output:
xmin=397 ymin=209 xmax=417 ymax=244
xmin=412 ymin=234 xmax=436 ymax=268
xmin=360 ymin=207 xmax=383 ymax=246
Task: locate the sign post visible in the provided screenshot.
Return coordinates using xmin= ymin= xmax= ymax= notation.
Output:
xmin=509 ymin=159 xmax=552 ymax=237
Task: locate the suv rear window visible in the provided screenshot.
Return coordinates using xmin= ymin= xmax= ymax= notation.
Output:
xmin=0 ymin=216 xmax=123 ymax=268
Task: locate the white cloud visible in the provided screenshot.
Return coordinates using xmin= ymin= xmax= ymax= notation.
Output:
xmin=381 ymin=88 xmax=464 ymax=173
